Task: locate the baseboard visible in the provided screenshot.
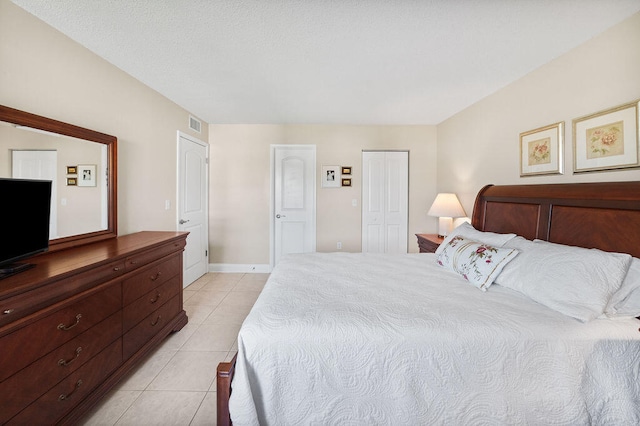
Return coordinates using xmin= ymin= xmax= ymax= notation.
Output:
xmin=209 ymin=263 xmax=272 ymax=273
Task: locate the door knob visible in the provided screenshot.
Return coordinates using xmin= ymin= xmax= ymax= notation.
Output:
xmin=179 ymin=219 xmax=190 ymax=224
xmin=276 ymin=214 xmax=286 ymax=219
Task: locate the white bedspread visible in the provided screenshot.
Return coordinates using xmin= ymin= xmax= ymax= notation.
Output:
xmin=229 ymin=253 xmax=640 ymax=425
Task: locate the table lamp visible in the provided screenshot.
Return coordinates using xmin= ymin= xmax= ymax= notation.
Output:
xmin=427 ymin=193 xmax=466 ymax=237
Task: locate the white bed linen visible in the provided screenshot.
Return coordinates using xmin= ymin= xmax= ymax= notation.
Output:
xmin=229 ymin=253 xmax=640 ymax=425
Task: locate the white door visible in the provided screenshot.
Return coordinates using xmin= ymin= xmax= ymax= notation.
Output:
xmin=12 ymin=150 xmax=58 ymax=239
xmin=178 ymin=132 xmax=209 ymax=287
xmin=271 ymin=145 xmax=316 ymax=267
xmin=362 ymin=151 xmax=408 ymax=253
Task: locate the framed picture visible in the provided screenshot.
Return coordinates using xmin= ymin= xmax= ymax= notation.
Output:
xmin=77 ymin=164 xmax=97 ymax=187
xmin=573 ymin=100 xmax=639 ymax=173
xmin=321 ymin=165 xmax=341 ymax=188
xmin=66 ymin=166 xmax=77 ymax=174
xmin=342 ymin=178 xmax=352 ymax=187
xmin=341 ymin=166 xmax=352 ymax=175
xmin=519 ymin=122 xmax=563 ymax=176
xmin=67 ymin=177 xmax=77 ymax=186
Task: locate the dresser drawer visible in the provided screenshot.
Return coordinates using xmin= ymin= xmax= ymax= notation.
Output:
xmin=123 ymin=294 xmax=180 ymax=360
xmin=123 ymin=275 xmax=181 ymax=332
xmin=0 ymin=283 xmax=121 ymax=382
xmin=125 ymin=239 xmax=185 ymax=271
xmin=0 ymin=259 xmax=125 ymax=329
xmin=6 ymin=339 xmax=122 ymax=425
xmin=0 ymin=313 xmax=121 ymax=424
xmin=123 ymin=254 xmax=181 ymax=305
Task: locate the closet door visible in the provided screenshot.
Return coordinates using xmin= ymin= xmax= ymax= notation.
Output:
xmin=361 ymin=151 xmax=408 ymax=253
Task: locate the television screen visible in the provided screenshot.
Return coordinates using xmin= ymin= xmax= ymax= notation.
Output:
xmin=0 ymin=178 xmax=52 ymax=274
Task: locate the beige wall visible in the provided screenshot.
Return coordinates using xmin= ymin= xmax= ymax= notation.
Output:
xmin=437 ymin=12 xmax=640 ymax=214
xmin=209 ymin=124 xmax=438 ymax=265
xmin=0 ymin=1 xmax=207 ymax=236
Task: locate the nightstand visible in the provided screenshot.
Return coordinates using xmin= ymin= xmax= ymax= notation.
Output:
xmin=416 ymin=234 xmax=444 ymax=253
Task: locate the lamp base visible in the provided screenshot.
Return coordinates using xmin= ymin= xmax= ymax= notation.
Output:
xmin=438 ymin=217 xmax=453 ymax=237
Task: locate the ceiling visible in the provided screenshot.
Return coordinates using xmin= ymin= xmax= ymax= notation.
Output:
xmin=12 ymin=0 xmax=640 ymax=125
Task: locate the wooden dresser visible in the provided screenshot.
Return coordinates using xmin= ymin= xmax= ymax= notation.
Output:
xmin=415 ymin=234 xmax=444 ymax=253
xmin=0 ymin=231 xmax=188 ymax=425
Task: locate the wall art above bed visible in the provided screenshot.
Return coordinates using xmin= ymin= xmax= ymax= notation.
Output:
xmin=519 ymin=121 xmax=564 ymax=176
xmin=572 ymin=99 xmax=639 ymax=173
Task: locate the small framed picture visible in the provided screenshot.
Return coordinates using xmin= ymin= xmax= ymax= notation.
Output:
xmin=342 ymin=178 xmax=352 ymax=187
xmin=77 ymin=164 xmax=97 ymax=187
xmin=321 ymin=165 xmax=341 ymax=188
xmin=519 ymin=122 xmax=564 ymax=176
xmin=341 ymin=166 xmax=352 ymax=175
xmin=573 ymin=100 xmax=639 ymax=173
xmin=66 ymin=166 xmax=77 ymax=174
xmin=67 ymin=177 xmax=77 ymax=186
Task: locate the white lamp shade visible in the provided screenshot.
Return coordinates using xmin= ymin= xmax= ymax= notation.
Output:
xmin=427 ymin=193 xmax=466 ymax=218
xmin=428 ymin=193 xmax=467 ymax=237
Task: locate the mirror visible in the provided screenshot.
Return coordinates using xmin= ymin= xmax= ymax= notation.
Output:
xmin=0 ymin=105 xmax=117 ymax=251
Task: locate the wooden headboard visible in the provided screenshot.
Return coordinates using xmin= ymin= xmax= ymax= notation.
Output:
xmin=471 ymin=181 xmax=640 ymax=258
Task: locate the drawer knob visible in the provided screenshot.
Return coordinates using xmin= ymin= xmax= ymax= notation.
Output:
xmin=150 ymin=291 xmax=161 ymax=304
xmin=58 ymin=347 xmax=82 ymax=367
xmin=58 ymin=379 xmax=83 ymax=401
xmin=3 ymin=309 xmax=14 ymax=315
xmin=113 ymin=266 xmax=121 ymax=271
xmin=150 ymin=271 xmax=162 ymax=281
xmin=58 ymin=314 xmax=82 ymax=331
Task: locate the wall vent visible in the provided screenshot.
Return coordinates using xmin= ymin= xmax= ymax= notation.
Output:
xmin=189 ymin=115 xmax=202 ymax=133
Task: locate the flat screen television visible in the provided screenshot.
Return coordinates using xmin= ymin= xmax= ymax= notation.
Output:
xmin=0 ymin=178 xmax=52 ymax=278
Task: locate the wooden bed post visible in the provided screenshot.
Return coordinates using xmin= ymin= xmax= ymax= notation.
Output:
xmin=217 ymin=353 xmax=237 ymax=426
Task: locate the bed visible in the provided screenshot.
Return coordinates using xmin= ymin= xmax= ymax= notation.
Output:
xmin=217 ymin=181 xmax=640 ymax=425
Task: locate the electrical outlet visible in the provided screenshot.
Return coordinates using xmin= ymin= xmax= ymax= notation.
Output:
xmin=337 ymin=242 xmax=342 ymax=250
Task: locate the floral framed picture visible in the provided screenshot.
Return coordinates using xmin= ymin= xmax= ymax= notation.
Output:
xmin=519 ymin=122 xmax=564 ymax=176
xmin=573 ymin=100 xmax=639 ymax=173
xmin=321 ymin=165 xmax=341 ymax=188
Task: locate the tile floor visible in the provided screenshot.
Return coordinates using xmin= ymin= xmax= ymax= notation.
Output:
xmin=80 ymin=272 xmax=269 ymax=426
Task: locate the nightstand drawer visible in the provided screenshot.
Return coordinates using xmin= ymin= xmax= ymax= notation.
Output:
xmin=416 ymin=234 xmax=444 ymax=253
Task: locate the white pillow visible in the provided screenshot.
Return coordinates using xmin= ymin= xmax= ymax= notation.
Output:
xmin=603 ymin=257 xmax=640 ymax=318
xmin=437 ymin=236 xmax=519 ymax=291
xmin=495 ymin=237 xmax=632 ymax=322
xmin=435 ymin=222 xmax=517 ymax=255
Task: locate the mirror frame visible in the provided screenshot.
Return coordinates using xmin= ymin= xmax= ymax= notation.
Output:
xmin=0 ymin=104 xmax=117 ymax=251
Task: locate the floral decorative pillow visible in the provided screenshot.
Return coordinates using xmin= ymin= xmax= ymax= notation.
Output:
xmin=437 ymin=236 xmax=519 ymax=291
xmin=435 ymin=222 xmax=517 ymax=255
